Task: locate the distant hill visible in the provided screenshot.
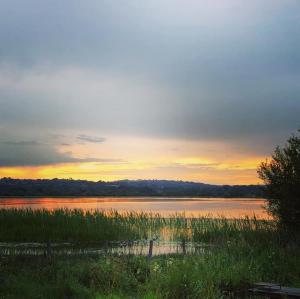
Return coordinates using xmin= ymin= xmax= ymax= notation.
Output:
xmin=0 ymin=178 xmax=264 ymax=198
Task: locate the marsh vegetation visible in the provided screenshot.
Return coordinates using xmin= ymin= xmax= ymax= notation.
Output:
xmin=0 ymin=209 xmax=299 ymax=298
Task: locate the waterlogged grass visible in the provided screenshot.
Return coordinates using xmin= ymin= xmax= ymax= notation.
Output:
xmin=1 ymin=209 xmax=300 ymax=298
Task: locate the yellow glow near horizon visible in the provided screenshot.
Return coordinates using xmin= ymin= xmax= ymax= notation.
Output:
xmin=0 ymin=136 xmax=266 ymax=185
xmin=0 ymin=160 xmax=262 ymax=185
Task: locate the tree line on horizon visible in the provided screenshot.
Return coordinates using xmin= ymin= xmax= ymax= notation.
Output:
xmin=0 ymin=178 xmax=264 ymax=198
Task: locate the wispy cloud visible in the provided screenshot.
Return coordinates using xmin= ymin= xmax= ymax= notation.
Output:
xmin=77 ymin=134 xmax=106 ymax=143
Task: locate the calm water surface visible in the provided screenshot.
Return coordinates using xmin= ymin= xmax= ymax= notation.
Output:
xmin=0 ymin=197 xmax=269 ymax=219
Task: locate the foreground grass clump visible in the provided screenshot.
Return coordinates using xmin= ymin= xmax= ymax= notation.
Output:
xmin=1 ymin=246 xmax=300 ymax=299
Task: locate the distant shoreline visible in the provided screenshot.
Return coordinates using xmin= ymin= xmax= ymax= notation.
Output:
xmin=0 ymin=178 xmax=265 ymax=198
xmin=0 ymin=196 xmax=265 ymax=200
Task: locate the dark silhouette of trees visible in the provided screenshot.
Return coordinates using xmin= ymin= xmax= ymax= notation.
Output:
xmin=0 ymin=178 xmax=263 ymax=198
xmin=258 ymin=130 xmax=300 ymax=231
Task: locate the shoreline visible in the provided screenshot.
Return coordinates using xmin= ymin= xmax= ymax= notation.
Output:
xmin=0 ymin=196 xmax=266 ymax=200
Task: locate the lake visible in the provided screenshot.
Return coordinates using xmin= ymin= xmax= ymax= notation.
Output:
xmin=0 ymin=197 xmax=269 ymax=219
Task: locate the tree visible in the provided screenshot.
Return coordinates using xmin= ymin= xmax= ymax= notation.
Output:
xmin=258 ymin=130 xmax=300 ymax=231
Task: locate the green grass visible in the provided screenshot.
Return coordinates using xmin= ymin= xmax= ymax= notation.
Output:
xmin=0 ymin=209 xmax=276 ymax=244
xmin=1 ymin=249 xmax=299 ymax=299
xmin=0 ymin=208 xmax=300 ymax=298
xmin=0 ymin=209 xmax=165 ymax=243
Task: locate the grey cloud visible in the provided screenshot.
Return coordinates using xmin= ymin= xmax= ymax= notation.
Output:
xmin=1 ymin=140 xmax=41 ymax=146
xmin=77 ymin=135 xmax=106 ymax=143
xmin=0 ymin=0 xmax=299 ymax=158
xmin=0 ymin=139 xmax=106 ymax=166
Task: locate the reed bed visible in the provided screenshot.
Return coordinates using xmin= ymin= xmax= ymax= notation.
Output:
xmin=0 ymin=208 xmax=146 ymax=243
xmin=0 ymin=208 xmax=276 ymax=245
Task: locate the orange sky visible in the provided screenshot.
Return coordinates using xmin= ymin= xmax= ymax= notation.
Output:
xmin=0 ymin=136 xmax=265 ymax=185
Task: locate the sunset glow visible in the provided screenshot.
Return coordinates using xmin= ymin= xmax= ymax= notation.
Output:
xmin=0 ymin=137 xmax=264 ymax=184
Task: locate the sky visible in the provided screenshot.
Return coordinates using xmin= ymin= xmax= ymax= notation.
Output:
xmin=0 ymin=0 xmax=299 ymax=185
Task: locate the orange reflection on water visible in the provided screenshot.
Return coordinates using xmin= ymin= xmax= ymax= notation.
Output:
xmin=0 ymin=197 xmax=270 ymax=219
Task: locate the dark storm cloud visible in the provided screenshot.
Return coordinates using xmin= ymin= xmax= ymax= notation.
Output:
xmin=0 ymin=140 xmax=81 ymax=166
xmin=0 ymin=138 xmax=113 ymax=166
xmin=0 ymin=0 xmax=299 ymax=163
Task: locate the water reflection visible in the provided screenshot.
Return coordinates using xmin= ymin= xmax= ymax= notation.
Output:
xmin=0 ymin=197 xmax=270 ymax=219
xmin=0 ymin=240 xmax=210 ymax=256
